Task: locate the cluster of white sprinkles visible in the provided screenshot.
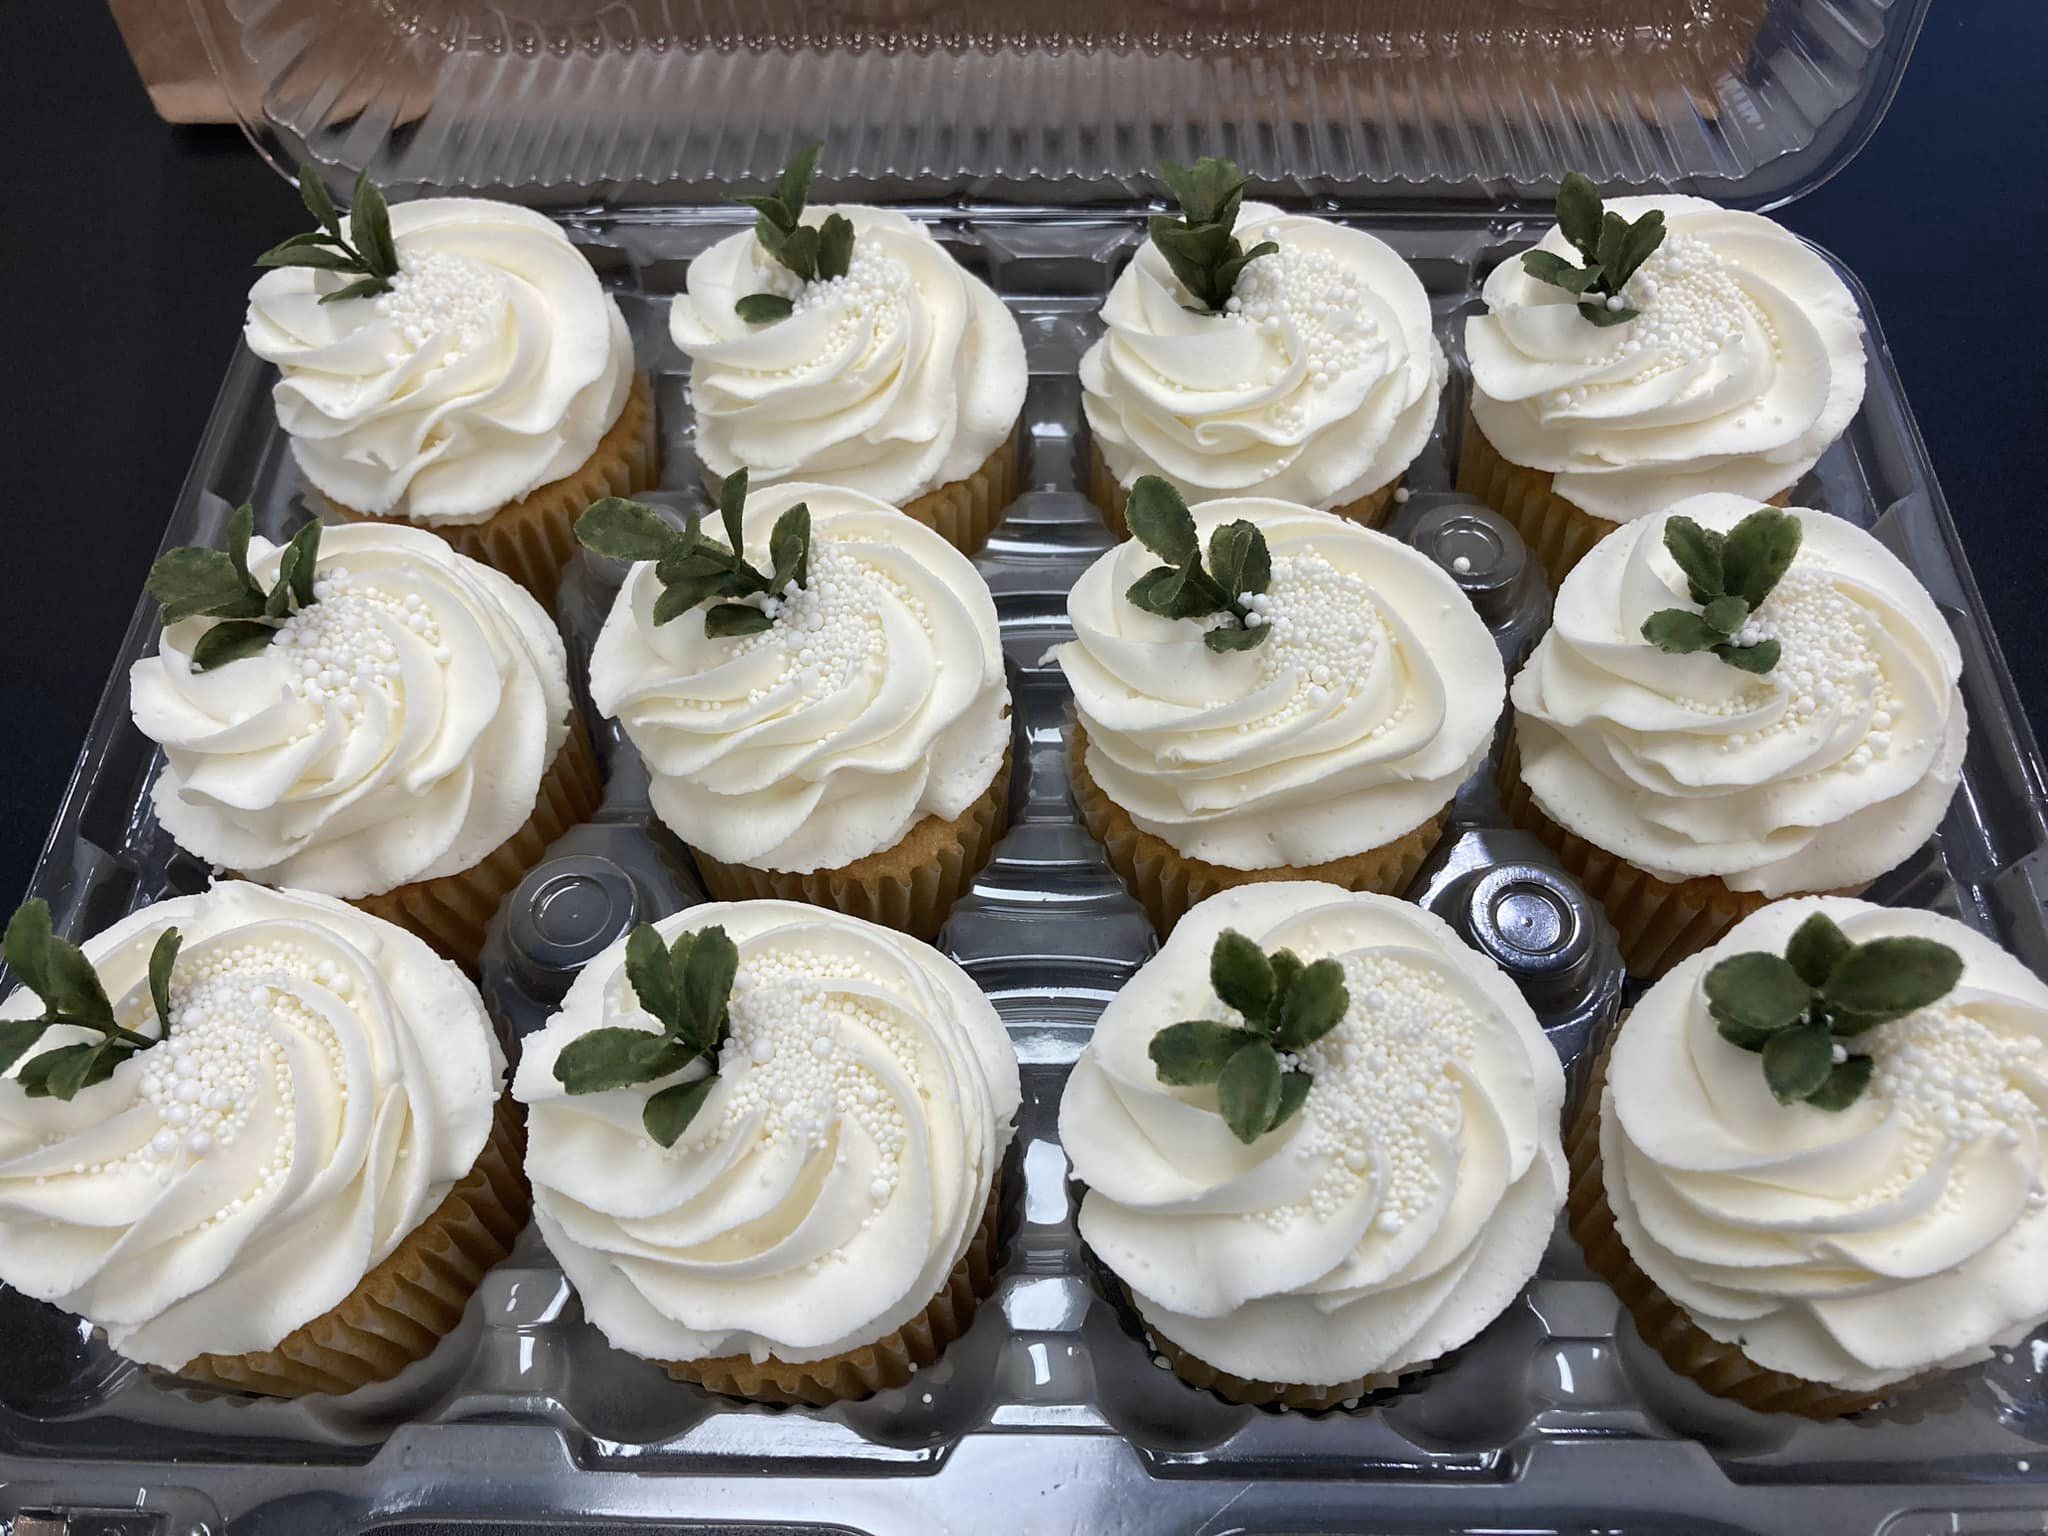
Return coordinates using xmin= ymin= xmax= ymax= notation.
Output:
xmin=1213 ymin=232 xmax=1390 ymax=428
xmin=270 ymin=566 xmax=453 ymax=731
xmin=1540 ymin=233 xmax=1784 ymax=433
xmin=372 ymin=249 xmax=508 ymax=369
xmin=1223 ymin=946 xmax=1481 ymax=1233
xmin=1200 ymin=548 xmax=1405 ymax=735
xmin=31 ymin=939 xmax=365 ymax=1222
xmin=717 ymin=243 xmax=916 ymax=387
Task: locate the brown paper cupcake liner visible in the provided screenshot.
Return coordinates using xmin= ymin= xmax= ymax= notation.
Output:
xmin=328 ymin=372 xmax=659 ymax=609
xmin=1069 ymin=724 xmax=1445 ymax=936
xmin=1456 ymin=411 xmax=1792 ymax=591
xmin=174 ymin=1097 xmax=531 ymax=1399
xmin=1135 ymin=1290 xmax=1421 ymax=1411
xmin=704 ymin=418 xmax=1022 ymax=560
xmin=352 ymin=715 xmax=605 ymax=974
xmin=1496 ymin=728 xmax=1857 ymax=980
xmin=1567 ymin=1028 xmax=1912 ymax=1419
xmin=690 ymin=750 xmax=1011 ymax=943
xmin=1088 ymin=438 xmax=1402 ymax=539
xmin=663 ymin=1178 xmax=1003 ymax=1406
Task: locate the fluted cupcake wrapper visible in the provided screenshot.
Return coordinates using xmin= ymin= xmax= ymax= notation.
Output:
xmin=662 ymin=1179 xmax=1003 ymax=1407
xmin=348 ymin=716 xmax=605 ymax=975
xmin=1456 ymin=410 xmax=1793 ymax=591
xmin=1088 ymin=438 xmax=1402 ymax=539
xmin=173 ymin=1097 xmax=530 ymax=1399
xmin=1496 ymin=727 xmax=1858 ymax=980
xmin=328 ymin=372 xmax=660 ymax=610
xmin=690 ymin=750 xmax=1011 ymax=943
xmin=1133 ymin=1290 xmax=1425 ymax=1411
xmin=1069 ymin=724 xmax=1445 ymax=937
xmin=705 ymin=418 xmax=1022 ymax=560
xmin=1567 ymin=1027 xmax=1917 ymax=1420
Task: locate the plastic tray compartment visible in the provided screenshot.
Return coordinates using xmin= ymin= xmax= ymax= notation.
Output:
xmin=5 ymin=206 xmax=2048 ymax=1536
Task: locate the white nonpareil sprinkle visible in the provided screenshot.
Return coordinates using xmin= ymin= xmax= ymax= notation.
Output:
xmin=1210 ymin=550 xmax=1405 ymax=742
xmin=372 ymin=250 xmax=507 ymax=361
xmin=271 ymin=567 xmax=454 ymax=740
xmin=1225 ymin=241 xmax=1390 ymax=431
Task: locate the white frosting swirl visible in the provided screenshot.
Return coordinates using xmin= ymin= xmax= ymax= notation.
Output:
xmin=588 ymin=483 xmax=1010 ymax=872
xmin=1602 ymin=897 xmax=2048 ymax=1392
xmin=1466 ymin=197 xmax=1866 ymax=523
xmin=515 ymin=900 xmax=1020 ymax=1364
xmin=1082 ymin=203 xmax=1446 ymax=507
xmin=670 ymin=207 xmax=1027 ymax=505
xmin=1062 ymin=883 xmax=1565 ymax=1386
xmin=132 ymin=522 xmax=573 ymax=900
xmin=0 ymin=883 xmax=502 ymax=1370
xmin=246 ymin=198 xmax=635 ymax=526
xmin=1054 ymin=498 xmax=1503 ymax=868
xmin=1510 ymin=494 xmax=1965 ymax=896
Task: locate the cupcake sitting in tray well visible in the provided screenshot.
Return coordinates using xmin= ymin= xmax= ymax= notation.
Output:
xmin=1461 ymin=175 xmax=1866 ymax=587
xmin=1054 ymin=478 xmax=1503 ymax=936
xmin=1501 ymin=494 xmax=1965 ymax=979
xmin=669 ymin=144 xmax=1027 ymax=556
xmin=0 ymin=884 xmax=522 ymax=1398
xmin=1083 ymin=157 xmax=1445 ymax=536
xmin=1061 ymin=882 xmax=1567 ymax=1409
xmin=1571 ymin=897 xmax=2048 ymax=1418
xmin=579 ymin=473 xmax=1011 ymax=941
xmin=515 ymin=900 xmax=1020 ymax=1405
xmin=133 ymin=514 xmax=601 ymax=972
xmin=246 ymin=166 xmax=656 ymax=606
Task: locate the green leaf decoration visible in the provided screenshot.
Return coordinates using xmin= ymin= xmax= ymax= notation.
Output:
xmin=1521 ymin=173 xmax=1665 ymax=329
xmin=1149 ymin=928 xmax=1350 ymax=1142
xmin=816 ymin=214 xmax=856 ymax=282
xmin=1122 ymin=477 xmax=1270 ymax=650
xmin=1216 ymin=1041 xmax=1283 ymax=1145
xmin=1700 ymin=916 xmax=1961 ymax=1109
xmin=1762 ymin=1022 xmax=1836 ymax=1104
xmin=2 ymin=899 xmax=176 ymax=1099
xmin=777 ymin=142 xmax=822 ymax=223
xmin=1150 ymin=1019 xmax=1262 ymax=1086
xmin=1148 ymin=157 xmax=1277 ymax=314
xmin=1785 ymin=911 xmax=1854 ymax=989
xmin=575 ymin=473 xmax=807 ymax=640
xmin=191 ymin=620 xmax=281 ymax=673
xmin=147 ymin=508 xmax=325 ymax=672
xmin=736 ymin=293 xmax=794 ymax=325
xmin=1636 ymin=507 xmax=1799 ymax=675
xmin=256 ymin=162 xmax=400 ymax=303
xmin=553 ymin=922 xmax=746 ymax=1145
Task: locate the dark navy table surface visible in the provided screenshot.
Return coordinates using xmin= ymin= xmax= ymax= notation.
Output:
xmin=3 ymin=3 xmax=2044 ymax=899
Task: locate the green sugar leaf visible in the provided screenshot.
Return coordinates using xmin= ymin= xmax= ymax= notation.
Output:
xmin=577 ymin=498 xmax=683 ymax=563
xmin=1614 ymin=208 xmax=1667 ymax=286
xmin=278 ymin=521 xmax=323 ymax=612
xmin=321 ymin=276 xmax=393 ymax=306
xmin=777 ymin=142 xmax=823 ymax=224
xmin=624 ymin=924 xmax=681 ymax=1033
xmin=778 ymin=225 xmax=821 ymax=282
xmin=1596 ymin=211 xmax=1630 ymax=289
xmin=1762 ymin=1021 xmax=1836 ymax=1104
xmin=1715 ymin=1014 xmax=1781 ymax=1053
xmin=1209 ymin=929 xmax=1275 ymax=1024
xmin=1555 ymin=173 xmax=1605 ymax=260
xmin=1150 ymin=1019 xmax=1262 ymax=1086
xmin=719 ymin=468 xmax=750 ymax=558
xmin=680 ymin=925 xmax=739 ymax=1053
xmin=1702 ymin=595 xmax=1750 ymax=637
xmin=190 ymin=620 xmax=279 ymax=673
xmin=1217 ymin=1040 xmax=1284 ymax=1144
xmin=299 ymin=162 xmax=342 ymax=240
xmin=769 ymin=504 xmax=811 ymax=596
xmin=1268 ymin=1070 xmax=1312 ymax=1133
xmin=1213 ymin=240 xmax=1278 ymax=301
xmin=1641 ymin=608 xmax=1727 ymax=654
xmin=1720 ymin=507 xmax=1803 ymax=610
xmin=0 ymin=1017 xmax=51 ymax=1078
xmin=1126 ymin=477 xmax=1200 ymax=566
xmin=351 ymin=170 xmax=400 ymax=281
xmin=1804 ymin=1053 xmax=1874 ymax=1111
xmin=1821 ymin=936 xmax=1965 ymax=1019
xmin=1203 ymin=623 xmax=1269 ymax=653
xmin=816 ymin=214 xmax=855 ymax=282
xmin=1662 ymin=516 xmax=1725 ymax=606
xmin=643 ymin=1076 xmax=718 ymax=1147
xmin=1267 ymin=950 xmax=1304 ymax=1007
xmin=44 ymin=931 xmax=119 ymax=1035
xmin=1713 ymin=639 xmax=1781 ymax=675
xmin=652 ymin=578 xmax=720 ymax=627
xmin=255 ymin=243 xmax=359 ymax=272
xmin=147 ymin=928 xmax=181 ymax=1038
xmin=1206 ymin=520 xmax=1270 ymax=605
xmin=551 ymin=1027 xmax=695 ymax=1096
xmin=1274 ymin=957 xmax=1348 ymax=1051
xmin=1786 ymin=911 xmax=1854 ymax=989
xmin=1578 ymin=299 xmax=1639 ymax=327
xmin=704 ymin=603 xmax=775 ymax=638
xmin=18 ymin=1039 xmax=132 ymax=1101
xmin=147 ymin=548 xmax=266 ymax=624
xmin=4 ymin=900 xmax=54 ymax=997
xmin=1703 ymin=950 xmax=1813 ymax=1033
xmin=1127 ymin=558 xmax=1225 ymax=622
xmin=264 ymin=164 xmax=398 ymax=301
xmin=736 ymin=293 xmax=794 ymax=325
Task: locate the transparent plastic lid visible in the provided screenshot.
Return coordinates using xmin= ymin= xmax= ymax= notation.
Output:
xmin=188 ymin=0 xmax=1928 ymax=211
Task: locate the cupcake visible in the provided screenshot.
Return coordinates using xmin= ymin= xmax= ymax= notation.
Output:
xmin=1461 ymin=176 xmax=1866 ymax=586
xmin=514 ymin=900 xmax=1020 ymax=1404
xmin=1054 ymin=478 xmax=1503 ymax=936
xmin=1571 ymin=896 xmax=2048 ymax=1418
xmin=669 ymin=144 xmax=1027 ymax=556
xmin=248 ymin=168 xmax=655 ymax=605
xmin=1062 ymin=882 xmax=1567 ymax=1408
xmin=1502 ymin=494 xmax=1965 ymax=978
xmin=135 ymin=514 xmax=601 ymax=972
xmin=1083 ymin=158 xmax=1445 ymax=536
xmin=579 ymin=474 xmax=1011 ymax=942
xmin=0 ymin=883 xmax=522 ymax=1397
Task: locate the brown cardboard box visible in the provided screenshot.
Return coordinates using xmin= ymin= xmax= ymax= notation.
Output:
xmin=107 ymin=0 xmax=234 ymax=122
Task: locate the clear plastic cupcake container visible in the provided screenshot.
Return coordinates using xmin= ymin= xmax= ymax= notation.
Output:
xmin=11 ymin=0 xmax=2048 ymax=1528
